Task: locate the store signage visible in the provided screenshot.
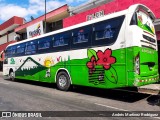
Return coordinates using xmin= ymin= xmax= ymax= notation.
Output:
xmin=27 ymin=21 xmax=44 ymax=38
xmin=86 ymin=10 xmax=105 ymax=21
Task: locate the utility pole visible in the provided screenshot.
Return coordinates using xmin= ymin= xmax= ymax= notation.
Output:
xmin=44 ymin=0 xmax=47 ymax=33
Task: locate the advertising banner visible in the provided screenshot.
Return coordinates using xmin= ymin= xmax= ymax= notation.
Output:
xmin=27 ymin=21 xmax=44 ymax=38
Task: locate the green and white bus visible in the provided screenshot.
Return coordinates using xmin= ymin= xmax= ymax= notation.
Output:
xmin=3 ymin=4 xmax=159 ymax=91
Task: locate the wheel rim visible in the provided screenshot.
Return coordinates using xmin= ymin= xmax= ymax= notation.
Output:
xmin=59 ymin=75 xmax=67 ymax=87
xmin=10 ymin=72 xmax=14 ymax=80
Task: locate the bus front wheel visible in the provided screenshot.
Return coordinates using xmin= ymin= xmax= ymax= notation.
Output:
xmin=9 ymin=70 xmax=15 ymax=81
xmin=56 ymin=71 xmax=71 ymax=91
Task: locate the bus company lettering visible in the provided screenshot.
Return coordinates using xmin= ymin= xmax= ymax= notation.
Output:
xmin=142 ymin=49 xmax=154 ymax=54
xmin=86 ymin=10 xmax=105 ymax=21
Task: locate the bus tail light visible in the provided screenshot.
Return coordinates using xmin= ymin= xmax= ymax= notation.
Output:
xmin=135 ymin=53 xmax=140 ymax=75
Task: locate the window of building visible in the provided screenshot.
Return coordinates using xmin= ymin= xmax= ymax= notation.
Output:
xmin=50 ymin=20 xmax=63 ymax=32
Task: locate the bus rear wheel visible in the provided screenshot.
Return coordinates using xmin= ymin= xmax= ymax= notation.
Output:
xmin=9 ymin=70 xmax=15 ymax=81
xmin=56 ymin=71 xmax=71 ymax=91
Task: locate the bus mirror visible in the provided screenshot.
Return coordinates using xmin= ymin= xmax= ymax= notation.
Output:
xmin=0 ymin=50 xmax=5 ymax=59
xmin=0 ymin=51 xmax=3 ymax=58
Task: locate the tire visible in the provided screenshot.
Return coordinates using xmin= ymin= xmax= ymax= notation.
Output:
xmin=56 ymin=71 xmax=71 ymax=91
xmin=9 ymin=71 xmax=15 ymax=81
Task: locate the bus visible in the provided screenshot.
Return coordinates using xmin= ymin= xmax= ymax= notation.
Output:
xmin=3 ymin=4 xmax=159 ymax=91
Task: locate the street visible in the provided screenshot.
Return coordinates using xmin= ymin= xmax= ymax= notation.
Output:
xmin=0 ymin=75 xmax=159 ymax=120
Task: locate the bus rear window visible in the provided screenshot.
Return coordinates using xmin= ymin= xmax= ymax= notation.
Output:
xmin=130 ymin=13 xmax=137 ymax=25
xmin=134 ymin=9 xmax=155 ymax=35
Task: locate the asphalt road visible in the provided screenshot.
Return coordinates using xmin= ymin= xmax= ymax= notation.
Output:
xmin=0 ymin=75 xmax=159 ymax=120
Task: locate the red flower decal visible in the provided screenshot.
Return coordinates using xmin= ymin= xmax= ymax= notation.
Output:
xmin=87 ymin=56 xmax=96 ymax=74
xmin=97 ymin=49 xmax=116 ymax=70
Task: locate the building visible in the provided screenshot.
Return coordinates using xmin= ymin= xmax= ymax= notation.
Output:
xmin=0 ymin=16 xmax=24 ymax=70
xmin=15 ymin=4 xmax=69 ymax=40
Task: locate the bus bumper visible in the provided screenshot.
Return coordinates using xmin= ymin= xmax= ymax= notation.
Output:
xmin=133 ymin=74 xmax=159 ymax=87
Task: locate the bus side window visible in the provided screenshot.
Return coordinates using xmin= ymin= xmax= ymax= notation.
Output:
xmin=95 ymin=24 xmax=114 ymax=40
xmin=73 ymin=29 xmax=88 ymax=44
xmin=6 ymin=46 xmax=16 ymax=57
xmin=53 ymin=33 xmax=69 ymax=47
xmin=93 ymin=15 xmax=125 ymax=46
xmin=11 ymin=47 xmax=16 ymax=55
xmin=71 ymin=25 xmax=92 ymax=49
xmin=16 ymin=43 xmax=25 ymax=55
xmin=25 ymin=41 xmax=37 ymax=55
xmin=38 ymin=38 xmax=51 ymax=50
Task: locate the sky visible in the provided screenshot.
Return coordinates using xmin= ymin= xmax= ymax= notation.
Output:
xmin=0 ymin=0 xmax=89 ymax=24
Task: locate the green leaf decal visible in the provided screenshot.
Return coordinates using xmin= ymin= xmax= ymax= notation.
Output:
xmin=138 ymin=19 xmax=154 ymax=34
xmin=105 ymin=66 xmax=118 ymax=84
xmin=87 ymin=49 xmax=98 ymax=60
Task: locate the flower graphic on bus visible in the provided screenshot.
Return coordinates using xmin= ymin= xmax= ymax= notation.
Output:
xmin=86 ymin=56 xmax=97 ymax=74
xmin=96 ymin=49 xmax=116 ymax=70
xmin=87 ymin=48 xmax=118 ymax=85
xmin=87 ymin=49 xmax=116 ymax=71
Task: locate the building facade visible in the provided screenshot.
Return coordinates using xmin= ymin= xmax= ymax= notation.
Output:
xmin=14 ymin=4 xmax=69 ymax=40
xmin=0 ymin=16 xmax=23 ymax=70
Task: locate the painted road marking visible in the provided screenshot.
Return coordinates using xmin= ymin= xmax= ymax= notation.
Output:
xmin=95 ymin=103 xmax=160 ymax=119
xmin=95 ymin=103 xmax=128 ymax=111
